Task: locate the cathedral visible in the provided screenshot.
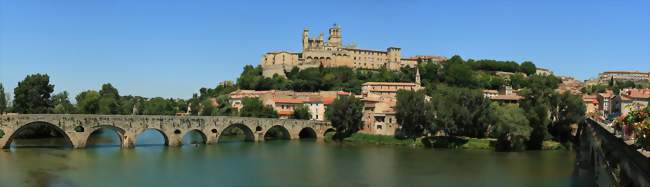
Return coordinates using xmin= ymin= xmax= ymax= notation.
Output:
xmin=261 ymin=24 xmax=420 ymax=77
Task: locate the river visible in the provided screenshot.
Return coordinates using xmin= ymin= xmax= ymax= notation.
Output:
xmin=0 ymin=130 xmax=577 ymax=187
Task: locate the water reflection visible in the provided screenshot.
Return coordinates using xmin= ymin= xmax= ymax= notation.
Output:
xmin=0 ymin=136 xmax=578 ymax=187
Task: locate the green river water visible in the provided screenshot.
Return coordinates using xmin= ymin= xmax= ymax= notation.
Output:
xmin=0 ymin=130 xmax=578 ymax=187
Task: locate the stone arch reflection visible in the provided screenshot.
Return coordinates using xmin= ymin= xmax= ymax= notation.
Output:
xmin=5 ymin=121 xmax=73 ymax=148
xmin=219 ymin=124 xmax=255 ymax=143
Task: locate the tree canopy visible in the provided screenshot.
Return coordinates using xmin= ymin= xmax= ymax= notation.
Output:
xmin=13 ymin=74 xmax=54 ymax=114
xmin=325 ymin=95 xmax=363 ymax=141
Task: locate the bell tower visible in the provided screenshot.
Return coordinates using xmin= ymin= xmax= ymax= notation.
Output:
xmin=328 ymin=24 xmax=342 ymax=48
xmin=302 ymin=27 xmax=309 ymax=50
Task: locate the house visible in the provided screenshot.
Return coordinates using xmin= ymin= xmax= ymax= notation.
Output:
xmin=613 ymin=88 xmax=650 ymax=116
xmin=582 ymin=95 xmax=599 ymax=115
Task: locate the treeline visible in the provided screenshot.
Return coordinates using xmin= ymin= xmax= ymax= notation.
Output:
xmin=395 ymin=80 xmax=585 ymax=152
xmin=0 ymin=74 xmax=281 ymax=118
xmin=237 ymin=55 xmax=544 ymax=93
xmin=581 ymin=79 xmax=650 ymax=95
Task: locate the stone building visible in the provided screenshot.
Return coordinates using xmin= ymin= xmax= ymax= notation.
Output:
xmin=595 ymin=71 xmax=650 ymax=84
xmin=227 ymin=90 xmax=347 ymax=121
xmin=261 ymin=24 xmax=438 ymax=77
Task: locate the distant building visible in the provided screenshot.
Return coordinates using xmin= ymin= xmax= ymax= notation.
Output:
xmin=483 ymin=86 xmax=523 ymax=104
xmin=597 ymin=90 xmax=615 ymax=117
xmin=613 ymin=88 xmax=650 ymax=116
xmin=260 ymin=24 xmax=444 ymax=77
xmin=227 ymin=90 xmax=347 ymax=121
xmin=582 ymin=94 xmax=599 ymax=115
xmin=597 ymin=71 xmax=650 ymax=83
xmin=361 ymin=94 xmax=399 ymax=135
xmin=535 ymin=68 xmax=553 ymax=76
xmin=556 ymin=76 xmax=584 ymax=95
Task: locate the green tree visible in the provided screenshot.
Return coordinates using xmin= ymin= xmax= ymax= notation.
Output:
xmin=239 ymin=97 xmax=277 ymax=118
xmin=52 ymin=91 xmax=75 ymax=114
xmin=13 ymin=74 xmax=55 ymax=114
xmin=291 ymin=105 xmax=311 ymax=120
xmin=98 ymin=83 xmax=121 ymax=114
xmin=520 ymin=61 xmax=537 ymax=75
xmin=214 ymin=95 xmax=236 ymax=116
xmin=76 ymin=90 xmax=101 ymax=114
xmin=487 ymin=103 xmax=531 ymax=151
xmin=325 ymin=95 xmax=363 ymax=141
xmin=0 ymin=83 xmax=6 ymax=114
xmin=395 ymin=90 xmax=429 ymax=139
xmin=549 ymin=92 xmax=586 ymax=143
xmin=142 ymin=97 xmax=176 ymax=115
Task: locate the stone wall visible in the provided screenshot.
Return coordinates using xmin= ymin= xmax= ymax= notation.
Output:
xmin=0 ymin=114 xmax=332 ymax=149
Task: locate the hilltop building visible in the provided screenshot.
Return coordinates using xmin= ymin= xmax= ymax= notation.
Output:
xmin=590 ymin=71 xmax=650 ymax=84
xmin=261 ymin=24 xmax=444 ymax=77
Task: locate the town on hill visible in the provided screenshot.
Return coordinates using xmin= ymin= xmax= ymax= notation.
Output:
xmin=1 ymin=25 xmax=649 ymax=153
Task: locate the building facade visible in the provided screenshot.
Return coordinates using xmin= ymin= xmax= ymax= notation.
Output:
xmin=261 ymin=24 xmax=442 ymax=77
xmin=596 ymin=71 xmax=650 ymax=84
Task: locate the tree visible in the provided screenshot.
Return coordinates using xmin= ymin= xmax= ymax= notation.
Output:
xmin=487 ymin=103 xmax=531 ymax=151
xmin=291 ymin=105 xmax=311 ymax=120
xmin=239 ymin=97 xmax=277 ymax=118
xmin=98 ymin=83 xmax=121 ymax=114
xmin=13 ymin=74 xmax=54 ymax=113
xmin=549 ymin=92 xmax=586 ymax=143
xmin=76 ymin=90 xmax=101 ymax=114
xmin=395 ymin=90 xmax=429 ymax=139
xmin=325 ymin=95 xmax=363 ymax=141
xmin=0 ymin=83 xmax=6 ymax=114
xmin=520 ymin=61 xmax=537 ymax=75
xmin=52 ymin=91 xmax=75 ymax=114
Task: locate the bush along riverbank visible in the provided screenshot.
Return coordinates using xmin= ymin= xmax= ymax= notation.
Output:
xmin=326 ymin=133 xmax=568 ymax=151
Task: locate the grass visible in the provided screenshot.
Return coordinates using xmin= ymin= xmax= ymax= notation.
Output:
xmin=325 ymin=132 xmax=570 ymax=151
xmin=325 ymin=133 xmax=424 ymax=147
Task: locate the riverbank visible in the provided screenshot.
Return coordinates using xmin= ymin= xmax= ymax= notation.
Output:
xmin=326 ymin=133 xmax=567 ymax=150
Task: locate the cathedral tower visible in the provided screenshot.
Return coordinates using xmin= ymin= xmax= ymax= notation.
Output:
xmin=328 ymin=24 xmax=342 ymax=47
xmin=302 ymin=27 xmax=309 ymax=50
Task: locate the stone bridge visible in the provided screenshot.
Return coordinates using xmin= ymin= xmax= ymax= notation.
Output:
xmin=576 ymin=118 xmax=650 ymax=187
xmin=0 ymin=114 xmax=333 ymax=149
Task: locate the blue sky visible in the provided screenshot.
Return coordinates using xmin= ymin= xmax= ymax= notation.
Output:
xmin=1 ymin=0 xmax=649 ymax=99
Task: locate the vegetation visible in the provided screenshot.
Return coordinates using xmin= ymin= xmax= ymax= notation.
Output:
xmin=13 ymin=74 xmax=54 ymax=114
xmin=328 ymin=133 xmax=425 ymax=147
xmin=395 ymin=90 xmax=429 ymax=139
xmin=51 ymin=91 xmax=75 ymax=114
xmin=291 ymin=106 xmax=311 ymax=120
xmin=325 ymin=95 xmax=363 ymax=141
xmin=239 ymin=97 xmax=277 ymax=118
xmin=0 ymin=83 xmax=6 ymax=114
xmin=486 ymin=103 xmax=531 ymax=151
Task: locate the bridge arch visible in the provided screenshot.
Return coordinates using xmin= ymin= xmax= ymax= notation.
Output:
xmin=2 ymin=121 xmax=74 ymax=148
xmin=181 ymin=129 xmax=207 ymax=145
xmin=264 ymin=125 xmax=291 ymax=140
xmin=135 ymin=128 xmax=170 ymax=146
xmin=84 ymin=125 xmax=126 ymax=148
xmin=219 ymin=123 xmax=255 ymax=142
xmin=324 ymin=128 xmax=336 ymax=137
xmin=298 ymin=127 xmax=317 ymax=139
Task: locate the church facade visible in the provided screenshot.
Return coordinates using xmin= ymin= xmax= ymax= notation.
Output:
xmin=261 ymin=24 xmax=420 ymax=77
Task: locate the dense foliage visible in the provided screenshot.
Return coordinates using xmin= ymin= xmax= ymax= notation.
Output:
xmin=13 ymin=74 xmax=55 ymax=114
xmin=395 ymin=90 xmax=429 ymax=139
xmin=0 ymin=83 xmax=6 ymax=114
xmin=325 ymin=95 xmax=363 ymax=141
xmin=291 ymin=106 xmax=311 ymax=120
xmin=239 ymin=97 xmax=277 ymax=118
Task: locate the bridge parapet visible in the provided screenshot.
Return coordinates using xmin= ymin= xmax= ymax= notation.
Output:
xmin=0 ymin=114 xmax=332 ymax=149
xmin=577 ymin=118 xmax=650 ymax=186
